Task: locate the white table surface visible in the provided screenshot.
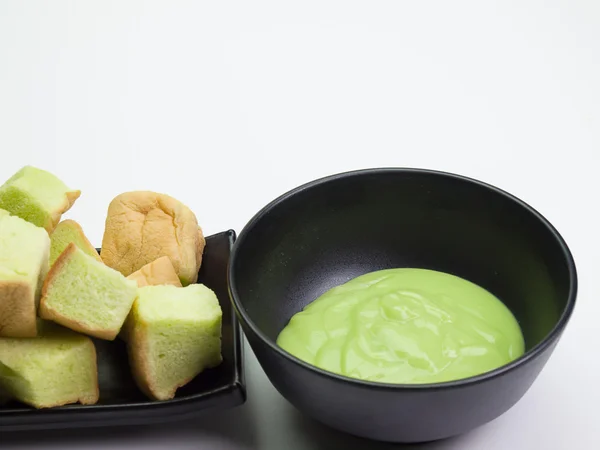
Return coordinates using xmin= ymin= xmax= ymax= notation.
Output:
xmin=1 ymin=1 xmax=599 ymax=448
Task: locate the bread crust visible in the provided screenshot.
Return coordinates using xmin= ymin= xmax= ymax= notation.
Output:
xmin=128 ymin=317 xmax=160 ymax=399
xmin=196 ymin=228 xmax=206 ymax=276
xmin=127 ymin=318 xmax=218 ymax=401
xmin=0 ymin=212 xmax=49 ymax=338
xmin=126 ymin=256 xmax=182 ymax=288
xmin=128 ymin=327 xmax=198 ymax=401
xmin=76 ymin=338 xmax=100 ymax=406
xmin=0 ymin=281 xmax=37 ymax=338
xmin=128 ymin=307 xmax=201 ymax=401
xmin=39 ymin=243 xmax=118 ymax=341
xmin=45 ymin=189 xmax=81 ymax=233
xmin=100 ymin=191 xmax=203 ymax=285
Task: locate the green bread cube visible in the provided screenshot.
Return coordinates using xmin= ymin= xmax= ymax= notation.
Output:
xmin=0 ymin=166 xmax=80 ymax=233
xmin=0 ymin=321 xmax=99 ymax=408
xmin=0 ymin=208 xmax=51 ymax=337
xmin=49 ymin=219 xmax=102 ymax=267
xmin=128 ymin=284 xmax=222 ymax=400
xmin=40 ymin=243 xmax=138 ymax=341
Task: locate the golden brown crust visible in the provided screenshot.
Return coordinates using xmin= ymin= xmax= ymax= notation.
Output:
xmin=0 ymin=281 xmax=37 ymax=338
xmin=80 ymin=338 xmax=100 ymax=405
xmin=128 ymin=305 xmax=194 ymax=401
xmin=40 ymin=306 xmax=117 ymax=340
xmin=126 ymin=256 xmax=182 ymax=288
xmin=39 ymin=243 xmax=117 ymax=341
xmin=45 ymin=190 xmax=81 ymax=233
xmin=0 ymin=219 xmax=48 ymax=337
xmin=40 ymin=242 xmax=77 ymax=302
xmin=128 ymin=316 xmax=161 ymax=400
xmin=127 ymin=325 xmax=211 ymax=400
xmin=100 ymin=191 xmax=202 ymax=285
xmin=65 ymin=190 xmax=81 ymax=209
xmin=162 ymin=373 xmax=199 ymax=401
xmin=196 ymin=227 xmax=206 ymax=275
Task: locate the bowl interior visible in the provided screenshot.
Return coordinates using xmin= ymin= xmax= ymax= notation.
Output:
xmin=232 ymin=170 xmax=573 ymax=356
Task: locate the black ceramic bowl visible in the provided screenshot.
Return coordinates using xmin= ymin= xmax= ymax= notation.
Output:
xmin=229 ymin=168 xmax=577 ymax=443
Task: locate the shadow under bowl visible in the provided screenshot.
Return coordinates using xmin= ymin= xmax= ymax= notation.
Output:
xmin=228 ymin=168 xmax=577 ymax=443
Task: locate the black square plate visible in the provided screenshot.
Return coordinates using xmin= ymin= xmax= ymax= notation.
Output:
xmin=0 ymin=230 xmax=245 ymax=431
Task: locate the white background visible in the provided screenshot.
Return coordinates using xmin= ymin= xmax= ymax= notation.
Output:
xmin=1 ymin=1 xmax=599 ymax=448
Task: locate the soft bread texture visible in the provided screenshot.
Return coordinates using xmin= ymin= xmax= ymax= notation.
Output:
xmin=49 ymin=219 xmax=102 ymax=267
xmin=126 ymin=256 xmax=182 ymax=288
xmin=0 ymin=209 xmax=50 ymax=337
xmin=128 ymin=284 xmax=222 ymax=401
xmin=0 ymin=320 xmax=98 ymax=409
xmin=40 ymin=243 xmax=138 ymax=340
xmin=120 ymin=257 xmax=182 ymax=341
xmin=100 ymin=191 xmax=205 ymax=286
xmin=0 ymin=166 xmax=80 ymax=233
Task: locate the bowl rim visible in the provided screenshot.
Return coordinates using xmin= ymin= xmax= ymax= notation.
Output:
xmin=229 ymin=167 xmax=578 ymax=390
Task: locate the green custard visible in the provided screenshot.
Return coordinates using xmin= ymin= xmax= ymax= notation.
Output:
xmin=277 ymin=268 xmax=525 ymax=384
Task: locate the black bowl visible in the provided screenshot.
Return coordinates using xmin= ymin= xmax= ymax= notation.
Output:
xmin=228 ymin=168 xmax=577 ymax=443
